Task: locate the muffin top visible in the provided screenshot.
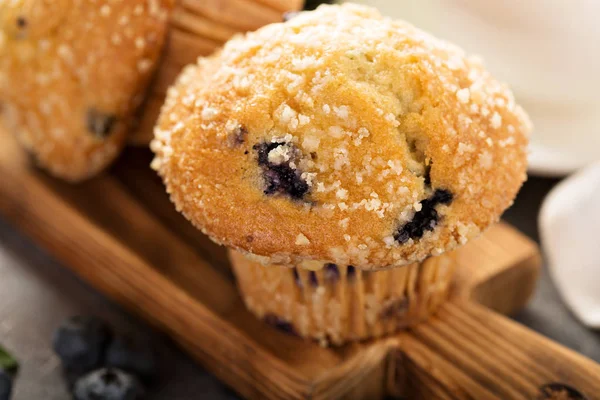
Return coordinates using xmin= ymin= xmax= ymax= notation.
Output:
xmin=152 ymin=4 xmax=530 ymax=270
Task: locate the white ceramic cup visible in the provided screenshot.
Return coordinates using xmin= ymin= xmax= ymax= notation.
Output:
xmin=343 ymin=0 xmax=600 ymax=175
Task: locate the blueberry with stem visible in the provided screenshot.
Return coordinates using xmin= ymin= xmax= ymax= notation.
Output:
xmin=73 ymin=368 xmax=144 ymax=400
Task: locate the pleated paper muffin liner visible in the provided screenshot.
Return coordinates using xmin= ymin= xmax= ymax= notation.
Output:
xmin=229 ymin=250 xmax=456 ymax=345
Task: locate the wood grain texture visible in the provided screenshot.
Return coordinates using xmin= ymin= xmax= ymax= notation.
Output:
xmin=453 ymin=223 xmax=541 ymax=315
xmin=2 ymin=121 xmax=600 ymax=400
xmin=129 ymin=0 xmax=302 ymax=145
xmin=395 ymin=301 xmax=600 ymax=399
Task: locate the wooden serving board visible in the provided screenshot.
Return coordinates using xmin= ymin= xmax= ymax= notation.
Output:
xmin=2 ymin=127 xmax=600 ymax=399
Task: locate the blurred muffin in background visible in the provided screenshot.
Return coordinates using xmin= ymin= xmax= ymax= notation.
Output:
xmin=0 ymin=0 xmax=172 ymax=181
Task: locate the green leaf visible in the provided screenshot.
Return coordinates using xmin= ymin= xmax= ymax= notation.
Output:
xmin=0 ymin=345 xmax=18 ymax=376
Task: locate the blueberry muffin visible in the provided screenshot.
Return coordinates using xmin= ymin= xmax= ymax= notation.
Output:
xmin=152 ymin=4 xmax=530 ymax=343
xmin=0 ymin=0 xmax=173 ymax=181
xmin=229 ymin=249 xmax=455 ymax=345
xmin=152 ymin=4 xmax=529 ymax=270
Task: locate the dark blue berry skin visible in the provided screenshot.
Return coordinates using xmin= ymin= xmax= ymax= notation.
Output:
xmin=73 ymin=368 xmax=143 ymax=400
xmin=254 ymin=141 xmax=309 ymax=200
xmin=423 ymin=165 xmax=432 ymax=187
xmin=0 ymin=369 xmax=12 ymax=400
xmin=394 ymin=189 xmax=454 ymax=244
xmin=105 ymin=336 xmax=156 ymax=382
xmin=52 ymin=316 xmax=111 ymax=372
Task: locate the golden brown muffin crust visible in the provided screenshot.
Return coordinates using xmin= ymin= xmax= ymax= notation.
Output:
xmin=152 ymin=4 xmax=530 ymax=270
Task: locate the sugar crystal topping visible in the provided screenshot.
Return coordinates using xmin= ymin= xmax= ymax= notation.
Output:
xmin=151 ymin=3 xmax=530 ymax=268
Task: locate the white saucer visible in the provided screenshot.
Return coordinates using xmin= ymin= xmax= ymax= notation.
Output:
xmin=529 ymin=143 xmax=593 ymax=178
xmin=528 ymin=128 xmax=600 ymax=177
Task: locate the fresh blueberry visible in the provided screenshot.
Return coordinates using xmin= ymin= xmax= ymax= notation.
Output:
xmin=0 ymin=369 xmax=12 ymax=400
xmin=394 ymin=189 xmax=454 ymax=244
xmin=73 ymin=368 xmax=143 ymax=400
xmin=52 ymin=316 xmax=111 ymax=372
xmin=105 ymin=336 xmax=156 ymax=381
